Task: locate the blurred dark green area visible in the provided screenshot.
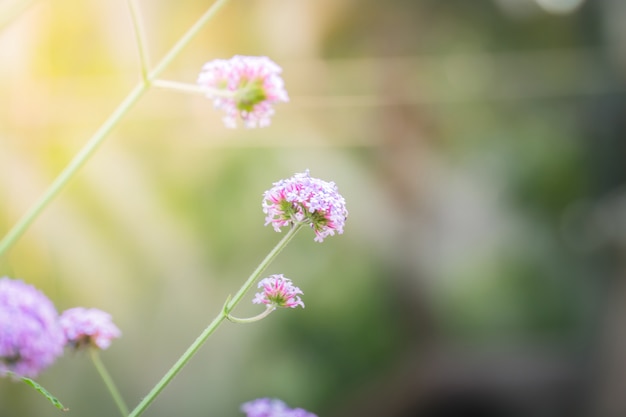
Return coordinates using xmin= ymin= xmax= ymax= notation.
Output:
xmin=1 ymin=0 xmax=625 ymax=416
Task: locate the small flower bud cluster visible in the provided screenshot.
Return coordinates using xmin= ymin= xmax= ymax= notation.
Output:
xmin=60 ymin=307 xmax=121 ymax=350
xmin=197 ymin=55 xmax=288 ymax=128
xmin=263 ymin=170 xmax=348 ymax=242
xmin=241 ymin=398 xmax=317 ymax=417
xmin=253 ymin=275 xmax=304 ymax=309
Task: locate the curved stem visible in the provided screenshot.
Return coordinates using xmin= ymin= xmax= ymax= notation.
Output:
xmin=90 ymin=349 xmax=129 ymax=417
xmin=227 ymin=305 xmax=275 ymax=324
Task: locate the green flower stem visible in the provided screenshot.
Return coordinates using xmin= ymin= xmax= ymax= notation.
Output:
xmin=0 ymin=82 xmax=148 ymax=257
xmin=90 ymin=348 xmax=129 ymax=417
xmin=126 ymin=0 xmax=151 ymax=82
xmin=128 ymin=223 xmax=304 ymax=417
xmin=225 ymin=223 xmax=304 ymax=314
xmin=0 ymin=0 xmax=233 ymax=258
xmin=148 ymin=0 xmax=232 ymax=81
xmin=227 ymin=305 xmax=275 ymax=324
xmin=127 ymin=312 xmax=226 ymax=417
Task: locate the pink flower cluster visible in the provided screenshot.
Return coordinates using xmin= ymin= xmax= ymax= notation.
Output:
xmin=241 ymin=398 xmax=317 ymax=417
xmin=197 ymin=55 xmax=288 ymax=128
xmin=263 ymin=170 xmax=348 ymax=242
xmin=60 ymin=307 xmax=121 ymax=350
xmin=0 ymin=277 xmax=121 ymax=378
xmin=253 ymin=275 xmax=304 ymax=309
xmin=0 ymin=278 xmax=65 ymax=378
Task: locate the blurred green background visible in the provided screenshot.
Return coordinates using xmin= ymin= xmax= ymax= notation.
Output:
xmin=1 ymin=0 xmax=625 ymax=416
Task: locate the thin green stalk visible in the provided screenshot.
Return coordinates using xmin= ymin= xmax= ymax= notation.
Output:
xmin=153 ymin=79 xmax=234 ymax=97
xmin=128 ymin=224 xmax=304 ymax=417
xmin=148 ymin=0 xmax=232 ymax=81
xmin=225 ymin=223 xmax=304 ymax=313
xmin=0 ymin=83 xmax=148 ymax=257
xmin=0 ymin=0 xmax=233 ymax=258
xmin=126 ymin=0 xmax=151 ymax=82
xmin=90 ymin=349 xmax=130 ymax=417
xmin=127 ymin=310 xmax=226 ymax=417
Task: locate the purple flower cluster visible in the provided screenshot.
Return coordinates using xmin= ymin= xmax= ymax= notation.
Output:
xmin=197 ymin=55 xmax=288 ymax=128
xmin=0 ymin=277 xmax=65 ymax=378
xmin=263 ymin=170 xmax=348 ymax=242
xmin=60 ymin=307 xmax=121 ymax=350
xmin=253 ymin=275 xmax=304 ymax=309
xmin=241 ymin=398 xmax=317 ymax=417
xmin=0 ymin=276 xmax=122 ymax=378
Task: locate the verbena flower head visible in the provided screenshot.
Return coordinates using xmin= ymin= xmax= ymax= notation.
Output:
xmin=241 ymin=398 xmax=317 ymax=417
xmin=0 ymin=277 xmax=65 ymax=378
xmin=60 ymin=307 xmax=121 ymax=350
xmin=197 ymin=55 xmax=288 ymax=128
xmin=253 ymin=275 xmax=304 ymax=309
xmin=263 ymin=170 xmax=348 ymax=242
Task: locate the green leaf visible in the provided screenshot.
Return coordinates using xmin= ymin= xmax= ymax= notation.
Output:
xmin=7 ymin=372 xmax=69 ymax=411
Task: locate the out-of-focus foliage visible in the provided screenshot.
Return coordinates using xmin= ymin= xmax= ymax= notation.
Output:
xmin=1 ymin=0 xmax=625 ymax=416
